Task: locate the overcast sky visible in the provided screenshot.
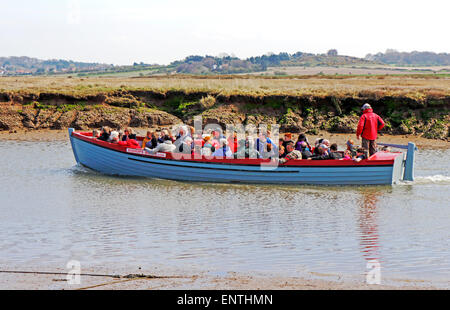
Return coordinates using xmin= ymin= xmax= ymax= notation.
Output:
xmin=1 ymin=0 xmax=449 ymax=65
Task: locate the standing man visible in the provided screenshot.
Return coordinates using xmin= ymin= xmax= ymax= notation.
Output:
xmin=356 ymin=104 xmax=385 ymax=157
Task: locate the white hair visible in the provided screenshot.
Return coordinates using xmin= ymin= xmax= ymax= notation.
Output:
xmin=110 ymin=131 xmax=119 ymax=140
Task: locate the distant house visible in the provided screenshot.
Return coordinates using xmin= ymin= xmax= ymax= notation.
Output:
xmin=327 ymin=49 xmax=338 ymax=57
xmin=15 ymin=69 xmax=32 ymax=75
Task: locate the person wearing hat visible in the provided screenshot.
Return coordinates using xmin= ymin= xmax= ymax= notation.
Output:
xmin=356 ymin=103 xmax=385 ymax=157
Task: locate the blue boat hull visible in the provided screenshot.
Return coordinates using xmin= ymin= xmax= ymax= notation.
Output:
xmin=69 ymin=129 xmax=404 ymax=185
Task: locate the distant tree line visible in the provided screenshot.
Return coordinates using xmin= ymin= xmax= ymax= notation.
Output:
xmin=247 ymin=52 xmax=291 ymax=69
xmin=3 ymin=48 xmax=448 ymax=77
xmin=365 ymin=49 xmax=450 ymax=66
xmin=172 ymin=50 xmax=347 ymax=74
xmin=171 ymin=55 xmax=265 ymax=74
xmin=0 ymin=56 xmax=112 ymax=75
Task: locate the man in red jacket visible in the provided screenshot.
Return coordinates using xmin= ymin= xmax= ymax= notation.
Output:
xmin=356 ymin=104 xmax=385 ymax=157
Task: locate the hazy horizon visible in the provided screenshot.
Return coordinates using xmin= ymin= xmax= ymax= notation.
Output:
xmin=1 ymin=0 xmax=449 ymax=66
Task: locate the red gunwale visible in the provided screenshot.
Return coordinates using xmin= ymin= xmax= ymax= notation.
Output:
xmin=72 ymin=132 xmax=399 ymax=167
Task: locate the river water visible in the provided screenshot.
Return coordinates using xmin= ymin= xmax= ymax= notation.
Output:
xmin=0 ymin=140 xmax=449 ymax=287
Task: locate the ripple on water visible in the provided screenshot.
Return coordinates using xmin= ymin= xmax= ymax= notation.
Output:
xmin=0 ymin=141 xmax=449 ymax=287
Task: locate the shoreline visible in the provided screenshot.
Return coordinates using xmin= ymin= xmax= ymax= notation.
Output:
xmin=0 ymin=267 xmax=443 ymax=290
xmin=1 ymin=128 xmax=449 ymax=150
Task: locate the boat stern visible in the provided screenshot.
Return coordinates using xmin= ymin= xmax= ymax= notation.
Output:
xmin=377 ymin=142 xmax=417 ymax=183
xmin=403 ymin=142 xmax=417 ymax=181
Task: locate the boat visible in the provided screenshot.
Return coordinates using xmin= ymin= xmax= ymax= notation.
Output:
xmin=68 ymin=128 xmax=417 ymax=185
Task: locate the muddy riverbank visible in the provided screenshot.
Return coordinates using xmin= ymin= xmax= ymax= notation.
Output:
xmin=0 ymin=78 xmax=449 ymax=140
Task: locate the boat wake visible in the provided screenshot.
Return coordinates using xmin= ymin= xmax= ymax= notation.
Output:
xmin=403 ymin=175 xmax=450 ymax=185
xmin=69 ymin=164 xmax=99 ymax=175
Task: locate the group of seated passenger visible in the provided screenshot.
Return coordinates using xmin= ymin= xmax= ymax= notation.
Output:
xmin=92 ymin=126 xmax=373 ymax=162
xmin=277 ymin=133 xmax=370 ymax=162
xmin=93 ymin=126 xmax=138 ymax=146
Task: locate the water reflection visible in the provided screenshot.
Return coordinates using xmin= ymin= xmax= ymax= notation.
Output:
xmin=1 ymin=141 xmax=449 ymax=286
xmin=358 ymin=189 xmax=381 ymax=262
